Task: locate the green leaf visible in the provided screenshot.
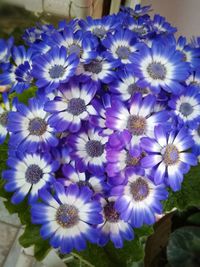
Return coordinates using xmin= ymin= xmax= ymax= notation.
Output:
xmin=11 ymin=86 xmax=37 ymax=104
xmin=167 ymin=226 xmax=200 ymax=267
xmin=19 ymin=224 xmax=51 ymax=261
xmin=72 ymin=226 xmax=152 ymax=267
xmin=187 ymin=212 xmax=200 ymax=225
xmin=163 ymin=164 xmax=200 ymax=211
xmin=105 ymin=239 xmax=144 ymax=267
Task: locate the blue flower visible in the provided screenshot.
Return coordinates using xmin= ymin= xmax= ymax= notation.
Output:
xmin=124 ymin=17 xmax=150 ymax=37
xmin=111 ymin=169 xmax=168 ymax=227
xmin=109 ymin=69 xmax=149 ymax=101
xmin=23 ymin=23 xmax=55 ymax=45
xmin=186 ymin=70 xmax=200 ymax=88
xmin=106 ymin=131 xmax=146 ymax=185
xmin=2 ymin=152 xmax=59 ymax=204
xmin=168 ymin=86 xmax=200 ymax=129
xmin=141 ymin=126 xmax=197 ymax=191
xmin=45 ymin=80 xmax=97 ymax=133
xmin=90 ymin=93 xmax=113 ymax=136
xmin=32 ymin=46 xmax=79 ymax=93
xmin=131 ymin=40 xmax=190 ymax=94
xmin=76 ymin=54 xmax=120 ymax=85
xmin=190 ymin=126 xmax=200 ymax=156
xmin=61 ymin=164 xmax=108 ymax=195
xmin=121 ymin=4 xmax=152 ymax=18
xmin=106 ymin=92 xmax=169 ymax=156
xmin=79 ymin=15 xmax=119 ymax=39
xmin=102 ymin=29 xmax=138 ymax=64
xmin=8 ymin=97 xmax=58 ymax=152
xmin=98 ymin=197 xmax=134 ymax=248
xmin=0 ymin=46 xmax=35 ymax=93
xmin=0 ymin=93 xmax=17 ymax=144
xmin=68 ymin=127 xmax=108 ymax=174
xmin=151 ymin=14 xmax=177 ymax=35
xmin=31 ymin=183 xmax=103 ymax=254
xmin=0 ymin=37 xmax=13 ymax=70
xmin=50 ymin=27 xmax=98 ymax=63
xmin=176 ymin=36 xmax=200 ymax=69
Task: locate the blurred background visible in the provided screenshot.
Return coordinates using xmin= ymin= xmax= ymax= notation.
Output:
xmin=1 ymin=0 xmax=200 ymax=39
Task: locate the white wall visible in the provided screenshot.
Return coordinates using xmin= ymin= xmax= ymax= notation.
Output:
xmin=142 ymin=0 xmax=200 ymax=39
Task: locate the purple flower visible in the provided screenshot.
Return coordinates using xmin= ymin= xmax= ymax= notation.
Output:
xmin=31 ymin=183 xmax=103 ymax=253
xmin=141 ymin=125 xmax=197 ymax=191
xmin=111 ymin=169 xmax=168 ymax=227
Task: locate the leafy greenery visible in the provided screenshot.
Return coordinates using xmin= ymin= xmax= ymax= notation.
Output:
xmin=164 ymin=164 xmax=200 ymax=211
xmin=167 ymin=226 xmax=200 ymax=267
xmin=66 ymin=225 xmax=153 ymax=267
xmin=19 ymin=224 xmax=51 ymax=261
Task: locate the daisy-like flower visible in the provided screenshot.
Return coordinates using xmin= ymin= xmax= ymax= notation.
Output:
xmin=190 ymin=126 xmax=200 ymax=156
xmin=106 ymin=131 xmax=146 ymax=185
xmin=0 ymin=46 xmax=34 ymax=93
xmin=76 ymin=54 xmax=119 ymax=85
xmin=0 ymin=37 xmax=13 ymax=70
xmin=102 ymin=29 xmax=138 ymax=64
xmin=131 ymin=40 xmax=189 ymax=94
xmin=22 ymin=24 xmax=55 ymax=45
xmin=79 ymin=15 xmax=119 ymax=39
xmin=8 ymin=97 xmax=58 ymax=152
xmin=50 ymin=27 xmax=97 ymax=63
xmin=98 ymin=197 xmax=134 ymax=248
xmin=168 ymin=86 xmax=200 ymax=129
xmin=121 ymin=4 xmax=152 ymax=18
xmin=141 ymin=125 xmax=197 ymax=191
xmin=0 ymin=93 xmax=17 ymax=144
xmin=90 ymin=93 xmax=113 ymax=136
xmin=60 ymin=164 xmax=108 ymax=195
xmin=111 ymin=169 xmax=168 ymax=227
xmin=2 ymin=152 xmax=59 ymax=204
xmin=176 ymin=36 xmax=200 ymax=70
xmin=106 ymin=92 xmax=169 ymax=155
xmin=151 ymin=14 xmax=176 ymax=35
xmin=45 ymin=81 xmax=97 ymax=133
xmin=186 ymin=70 xmax=200 ymax=88
xmin=31 ymin=183 xmax=103 ymax=253
xmin=32 ymin=46 xmax=79 ymax=93
xmin=109 ymin=69 xmax=149 ymax=101
xmin=125 ymin=17 xmax=150 ymax=37
xmin=68 ymin=127 xmax=108 ymax=174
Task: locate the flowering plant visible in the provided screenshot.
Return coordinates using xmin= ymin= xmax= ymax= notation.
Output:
xmin=0 ymin=3 xmax=200 ymax=266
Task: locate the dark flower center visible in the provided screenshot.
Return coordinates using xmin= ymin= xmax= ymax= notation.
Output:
xmin=0 ymin=111 xmax=8 ymax=127
xmin=77 ymin=180 xmax=93 ymax=191
xmin=127 ymin=115 xmax=146 ymax=135
xmin=147 ymin=62 xmax=167 ymax=80
xmin=104 ymin=202 xmax=120 ymax=222
xmin=126 ymin=151 xmax=146 ymax=167
xmin=132 ymin=26 xmax=147 ymax=35
xmin=68 ymin=44 xmax=82 ymax=56
xmin=93 ymin=27 xmax=107 ymax=38
xmin=179 ymin=102 xmax=193 ymax=116
xmin=127 ymin=83 xmax=148 ymax=95
xmin=130 ymin=177 xmax=149 ymax=201
xmin=56 ymin=204 xmax=79 ymax=228
xmin=163 ymin=144 xmax=179 ymax=165
xmin=84 ymin=60 xmax=102 ymax=74
xmin=67 ymin=98 xmax=86 ymax=116
xmin=85 ymin=140 xmax=104 ymax=158
xmin=197 ymin=125 xmax=200 ymax=136
xmin=25 ymin=164 xmax=43 ymax=184
xmin=49 ymin=65 xmax=65 ymax=79
xmin=28 ymin=118 xmax=47 ymax=136
xmin=116 ymin=46 xmax=130 ymax=59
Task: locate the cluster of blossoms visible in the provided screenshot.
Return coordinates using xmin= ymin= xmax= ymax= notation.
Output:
xmin=0 ymin=4 xmax=200 ymax=253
